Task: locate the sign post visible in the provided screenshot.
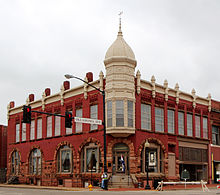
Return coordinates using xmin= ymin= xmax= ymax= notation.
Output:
xmin=181 ymin=169 xmax=190 ymax=189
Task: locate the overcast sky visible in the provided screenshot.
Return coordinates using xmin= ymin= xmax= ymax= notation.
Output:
xmin=0 ymin=0 xmax=220 ymax=125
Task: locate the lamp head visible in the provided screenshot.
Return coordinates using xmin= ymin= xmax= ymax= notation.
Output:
xmin=145 ymin=140 xmax=150 ymax=148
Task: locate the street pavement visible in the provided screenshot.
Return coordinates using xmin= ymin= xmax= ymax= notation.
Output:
xmin=0 ymin=187 xmax=220 ymax=195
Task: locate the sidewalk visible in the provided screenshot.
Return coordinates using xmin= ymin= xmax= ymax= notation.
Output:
xmin=0 ymin=183 xmax=219 ymax=191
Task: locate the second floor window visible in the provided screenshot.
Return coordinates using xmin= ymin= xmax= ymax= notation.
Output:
xmin=155 ymin=107 xmax=164 ymax=132
xmin=195 ymin=116 xmax=201 ymax=138
xmin=187 ymin=114 xmax=193 ymax=136
xmin=37 ymin=118 xmax=42 ymax=139
xmin=141 ymin=104 xmax=151 ymax=130
xmin=55 ymin=116 xmax=61 ymax=136
xmin=30 ymin=120 xmax=35 ymax=140
xmin=178 ymin=112 xmax=184 ymax=135
xmin=203 ymin=117 xmax=208 ymax=139
xmin=76 ymin=108 xmax=82 ymax=133
xmin=168 ymin=110 xmax=174 ymax=134
xmin=16 ymin=123 xmax=20 ymax=143
xmin=116 ymin=100 xmax=124 ymax=127
xmin=212 ymin=126 xmax=219 ymax=145
xmin=21 ymin=123 xmax=26 ymax=142
xmin=90 ymin=105 xmax=98 ymax=130
xmin=127 ymin=101 xmax=133 ymax=127
xmin=107 ymin=101 xmax=112 ymax=127
xmin=47 ymin=116 xmax=52 ymax=137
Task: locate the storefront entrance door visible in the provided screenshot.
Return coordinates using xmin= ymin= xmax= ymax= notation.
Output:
xmin=112 ymin=143 xmax=129 ymax=175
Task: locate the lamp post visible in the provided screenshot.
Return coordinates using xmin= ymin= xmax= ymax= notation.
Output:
xmin=145 ymin=140 xmax=151 ymax=190
xmin=64 ymin=74 xmax=108 ymax=190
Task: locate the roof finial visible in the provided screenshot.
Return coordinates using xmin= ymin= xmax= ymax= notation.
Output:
xmin=118 ymin=11 xmax=123 ymax=36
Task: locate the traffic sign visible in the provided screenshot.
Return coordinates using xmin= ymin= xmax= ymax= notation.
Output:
xmin=74 ymin=117 xmax=102 ymax=125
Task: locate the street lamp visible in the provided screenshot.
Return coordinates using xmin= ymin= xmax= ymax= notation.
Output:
xmin=64 ymin=74 xmax=108 ymax=190
xmin=145 ymin=140 xmax=151 ymax=190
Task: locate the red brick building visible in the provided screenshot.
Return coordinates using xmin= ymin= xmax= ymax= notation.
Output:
xmin=6 ymin=24 xmax=220 ymax=188
xmin=210 ymin=100 xmax=220 ymax=183
xmin=0 ymin=125 xmax=7 ymax=183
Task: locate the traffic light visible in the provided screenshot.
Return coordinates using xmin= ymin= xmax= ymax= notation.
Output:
xmin=23 ymin=105 xmax=31 ymax=124
xmin=65 ymin=111 xmax=72 ymax=128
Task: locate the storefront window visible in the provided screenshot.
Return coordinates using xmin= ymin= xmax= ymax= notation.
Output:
xmin=29 ymin=149 xmax=41 ymax=175
xmin=11 ymin=150 xmax=20 ymax=175
xmin=141 ymin=143 xmax=163 ymax=174
xmin=81 ymin=143 xmax=100 ymax=173
xmin=57 ymin=145 xmax=72 ymax=173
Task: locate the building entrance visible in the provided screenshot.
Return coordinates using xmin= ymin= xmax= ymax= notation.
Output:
xmin=112 ymin=143 xmax=129 ymax=175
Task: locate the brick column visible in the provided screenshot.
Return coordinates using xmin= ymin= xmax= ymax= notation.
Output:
xmin=175 ymin=104 xmax=178 ymax=135
xmin=61 ymin=105 xmax=65 ymax=136
xmin=135 ymin=93 xmax=141 ymax=130
xmin=151 ymin=98 xmax=155 ymax=132
xmin=200 ymin=110 xmax=203 ymax=139
xmin=192 ymin=108 xmax=195 ymax=137
xmin=184 ymin=105 xmax=187 ymax=136
xmin=72 ymin=101 xmax=76 ymax=134
xmin=164 ymin=101 xmax=168 ymax=133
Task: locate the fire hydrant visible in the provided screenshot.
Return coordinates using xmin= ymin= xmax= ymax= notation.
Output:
xmin=88 ymin=184 xmax=93 ymax=191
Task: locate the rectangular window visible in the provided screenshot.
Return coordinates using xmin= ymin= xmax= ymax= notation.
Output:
xmin=47 ymin=116 xmax=52 ymax=137
xmin=107 ymin=101 xmax=112 ymax=127
xmin=76 ymin=108 xmax=82 ymax=133
xmin=178 ymin=112 xmax=184 ymax=135
xmin=37 ymin=118 xmax=42 ymax=139
xmin=66 ymin=111 xmax=72 ymax=135
xmin=22 ymin=123 xmax=26 ymax=141
xmin=127 ymin=101 xmax=133 ymax=127
xmin=187 ymin=114 xmax=193 ymax=136
xmin=116 ymin=100 xmax=124 ymax=127
xmin=90 ymin=105 xmax=98 ymax=130
xmin=30 ymin=120 xmax=35 ymax=140
xmin=141 ymin=104 xmax=151 ymax=130
xmin=155 ymin=107 xmax=164 ymax=132
xmin=212 ymin=126 xmax=219 ymax=145
xmin=55 ymin=116 xmax=61 ymax=136
xmin=195 ymin=115 xmax=201 ymax=137
xmin=168 ymin=110 xmax=174 ymax=134
xmin=203 ymin=117 xmax=208 ymax=139
xmin=16 ymin=123 xmax=20 ymax=143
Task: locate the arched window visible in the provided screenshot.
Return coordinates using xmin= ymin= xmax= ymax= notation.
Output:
xmin=29 ymin=149 xmax=41 ymax=175
xmin=81 ymin=143 xmax=100 ymax=173
xmin=141 ymin=142 xmax=164 ymax=174
xmin=57 ymin=145 xmax=72 ymax=173
xmin=11 ymin=150 xmax=20 ymax=175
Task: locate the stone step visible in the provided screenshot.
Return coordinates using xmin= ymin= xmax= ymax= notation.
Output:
xmin=108 ymin=175 xmax=134 ymax=188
